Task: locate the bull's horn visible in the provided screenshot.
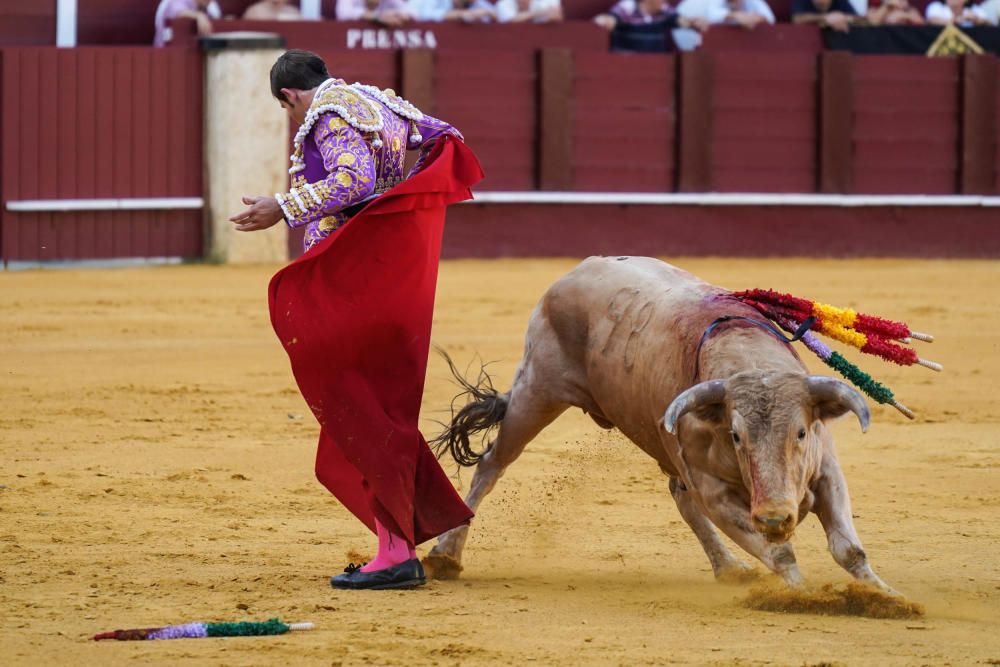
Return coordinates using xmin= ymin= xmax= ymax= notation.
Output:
xmin=663 ymin=380 xmax=728 ymax=435
xmin=806 ymin=376 xmax=871 ymax=433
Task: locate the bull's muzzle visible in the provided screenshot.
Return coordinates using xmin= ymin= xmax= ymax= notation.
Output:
xmin=751 ymin=505 xmax=796 ymax=542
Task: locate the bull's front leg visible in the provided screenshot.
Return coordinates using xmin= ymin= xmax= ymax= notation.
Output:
xmin=668 ymin=477 xmax=755 ymax=582
xmin=695 ymin=477 xmax=805 ymax=587
xmin=812 ymin=454 xmax=896 ymax=594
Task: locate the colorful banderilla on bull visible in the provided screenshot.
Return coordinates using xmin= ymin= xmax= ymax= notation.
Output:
xmin=732 ymin=288 xmax=941 ymax=419
xmin=92 ymin=618 xmax=314 ymax=641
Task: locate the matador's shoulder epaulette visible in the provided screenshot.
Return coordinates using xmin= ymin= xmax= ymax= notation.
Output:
xmin=350 ymin=84 xmax=425 ymax=122
xmin=308 ymin=82 xmax=385 ymax=135
xmin=290 ymin=80 xmax=387 ymax=174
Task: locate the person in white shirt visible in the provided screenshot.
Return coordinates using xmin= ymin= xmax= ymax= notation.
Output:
xmin=867 ymin=0 xmax=923 ymax=25
xmin=673 ymin=0 xmax=774 ymax=50
xmin=975 ymin=0 xmax=1000 ymax=22
xmin=415 ymin=0 xmax=498 ymax=21
xmin=496 ymin=0 xmax=564 ymax=22
xmin=335 ymin=0 xmax=414 ymax=25
xmin=925 ymin=0 xmax=993 ymax=25
xmin=243 ymin=0 xmax=304 ymax=19
xmin=154 ymin=0 xmax=222 ymax=46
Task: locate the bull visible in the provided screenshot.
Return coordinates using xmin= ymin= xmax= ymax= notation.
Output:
xmin=427 ymin=256 xmax=895 ymax=592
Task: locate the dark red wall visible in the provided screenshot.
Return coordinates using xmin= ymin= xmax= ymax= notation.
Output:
xmin=0 ymin=0 xmax=619 ymax=47
xmin=3 ymin=43 xmax=1000 ymax=262
xmin=0 ymin=1 xmax=615 ymax=47
xmin=710 ymin=53 xmax=817 ymax=192
xmin=852 ymin=56 xmax=960 ymax=194
xmin=571 ymin=53 xmax=676 ymax=192
xmin=0 ymin=47 xmax=204 ymax=261
xmin=444 ymin=203 xmax=1000 ymax=258
xmin=0 ymin=0 xmax=55 ymax=46
xmin=78 ymin=0 xmax=263 ymax=45
xmin=435 ymin=51 xmax=538 ymax=190
xmin=313 ymin=48 xmax=399 ymax=88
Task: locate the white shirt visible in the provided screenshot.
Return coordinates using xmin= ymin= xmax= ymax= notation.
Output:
xmin=154 ymin=0 xmax=222 ymax=47
xmin=673 ymin=0 xmax=774 ymax=51
xmin=414 ymin=0 xmax=495 ymax=20
xmin=677 ymin=0 xmax=774 ymax=22
xmin=495 ymin=0 xmax=561 ymax=21
xmin=847 ymin=0 xmax=868 ymax=15
xmin=925 ymin=0 xmax=991 ymax=24
xmin=978 ymin=0 xmax=1000 ymax=22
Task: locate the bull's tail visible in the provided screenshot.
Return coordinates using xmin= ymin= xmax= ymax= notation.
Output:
xmin=431 ymin=349 xmax=508 ymax=468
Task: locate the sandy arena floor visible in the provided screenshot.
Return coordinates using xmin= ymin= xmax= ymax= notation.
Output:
xmin=1 ymin=257 xmax=998 ymax=666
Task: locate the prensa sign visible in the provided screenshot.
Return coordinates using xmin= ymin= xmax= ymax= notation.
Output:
xmin=345 ymin=29 xmax=439 ymax=49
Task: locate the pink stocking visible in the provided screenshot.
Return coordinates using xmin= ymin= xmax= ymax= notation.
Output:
xmin=360 ymin=517 xmax=417 ymax=572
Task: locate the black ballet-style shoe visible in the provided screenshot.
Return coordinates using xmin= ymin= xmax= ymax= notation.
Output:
xmin=329 ymin=558 xmax=427 ymax=590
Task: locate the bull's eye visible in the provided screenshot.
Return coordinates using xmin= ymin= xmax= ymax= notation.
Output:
xmin=731 ymin=431 xmax=741 ymax=446
xmin=797 ymin=427 xmax=807 ymax=440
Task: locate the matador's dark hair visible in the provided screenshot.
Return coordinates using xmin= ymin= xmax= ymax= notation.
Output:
xmin=270 ymin=50 xmax=330 ymax=103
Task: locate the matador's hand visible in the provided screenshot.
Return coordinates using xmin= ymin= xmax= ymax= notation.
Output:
xmin=229 ymin=196 xmax=284 ymax=232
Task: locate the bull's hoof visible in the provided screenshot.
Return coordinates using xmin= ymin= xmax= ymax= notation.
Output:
xmin=860 ymin=575 xmax=901 ymax=598
xmin=714 ymin=561 xmax=764 ymax=585
xmin=422 ymin=553 xmax=463 ymax=580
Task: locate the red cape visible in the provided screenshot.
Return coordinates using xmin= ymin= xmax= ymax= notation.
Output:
xmin=268 ymin=137 xmax=482 ymax=545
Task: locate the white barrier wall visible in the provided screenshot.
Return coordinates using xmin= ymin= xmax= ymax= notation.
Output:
xmin=204 ymin=37 xmax=289 ymax=263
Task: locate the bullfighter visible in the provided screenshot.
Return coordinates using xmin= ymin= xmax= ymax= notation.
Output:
xmin=229 ymin=49 xmax=481 ymax=590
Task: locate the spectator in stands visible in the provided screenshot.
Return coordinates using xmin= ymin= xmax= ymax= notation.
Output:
xmin=244 ymin=0 xmax=304 ymax=19
xmin=976 ymin=0 xmax=1000 ymax=23
xmin=594 ymin=0 xmax=708 ymax=52
xmin=791 ymin=0 xmax=859 ymax=32
xmin=336 ymin=0 xmax=415 ymax=25
xmin=924 ymin=0 xmax=994 ymax=24
xmin=154 ymin=0 xmax=221 ymax=46
xmin=415 ymin=0 xmax=498 ymax=21
xmin=866 ymin=0 xmax=923 ymax=24
xmin=496 ymin=0 xmax=564 ymax=22
xmin=673 ymin=0 xmax=774 ymax=51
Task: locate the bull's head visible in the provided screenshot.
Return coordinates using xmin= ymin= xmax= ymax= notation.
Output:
xmin=663 ymin=371 xmax=869 ymax=543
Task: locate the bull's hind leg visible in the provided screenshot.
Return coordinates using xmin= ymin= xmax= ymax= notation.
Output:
xmin=425 ymin=376 xmax=569 ymax=579
xmin=668 ymin=477 xmax=757 ymax=583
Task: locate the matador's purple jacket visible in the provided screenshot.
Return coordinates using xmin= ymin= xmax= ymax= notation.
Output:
xmin=276 ymin=78 xmax=463 ymax=251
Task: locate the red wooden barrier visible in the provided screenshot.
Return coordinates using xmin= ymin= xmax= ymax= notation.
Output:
xmin=312 ymin=48 xmax=400 ymax=89
xmin=852 ymin=56 xmax=959 ymax=194
xmin=73 ymin=1 xmax=608 ymax=46
xmin=0 ymin=0 xmax=55 ymax=47
xmin=711 ymin=53 xmax=817 ymax=192
xmin=178 ymin=19 xmax=609 ymax=52
xmin=3 ymin=41 xmax=998 ymax=263
xmin=0 ymin=47 xmax=204 ymax=262
xmin=994 ymin=61 xmax=1000 ymax=193
xmin=434 ymin=50 xmax=538 ymax=190
xmin=572 ymin=52 xmax=677 ymax=192
xmin=79 ymin=0 xmax=257 ymax=46
xmin=959 ymin=54 xmax=996 ymax=194
xmin=445 ymin=202 xmax=1000 ymax=258
xmin=701 ymin=24 xmax=822 ymax=53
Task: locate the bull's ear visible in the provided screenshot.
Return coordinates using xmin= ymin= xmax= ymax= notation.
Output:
xmin=806 ymin=376 xmax=870 ymax=433
xmin=663 ymin=380 xmax=727 ymax=434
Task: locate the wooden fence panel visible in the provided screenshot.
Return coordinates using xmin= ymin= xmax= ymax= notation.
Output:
xmin=852 ymin=56 xmax=959 ymax=194
xmin=710 ymin=53 xmax=817 ymax=193
xmin=571 ymin=52 xmax=676 ymax=192
xmin=0 ymin=47 xmax=204 ymax=262
xmin=0 ymin=0 xmax=55 ymax=47
xmin=434 ymin=50 xmax=537 ymax=191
